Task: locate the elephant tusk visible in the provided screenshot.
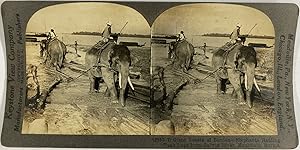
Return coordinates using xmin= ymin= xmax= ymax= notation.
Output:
xmin=128 ymin=76 xmax=135 ymax=91
xmin=245 ymin=74 xmax=248 ymax=90
xmin=119 ymin=73 xmax=122 ymax=89
xmin=253 ymin=77 xmax=261 ymax=92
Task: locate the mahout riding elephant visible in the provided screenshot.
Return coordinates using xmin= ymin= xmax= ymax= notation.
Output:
xmin=212 ymin=45 xmax=260 ymax=108
xmin=85 ymin=42 xmax=134 ymax=107
xmin=169 ymin=40 xmax=195 ymax=72
xmin=43 ymin=38 xmax=67 ymax=71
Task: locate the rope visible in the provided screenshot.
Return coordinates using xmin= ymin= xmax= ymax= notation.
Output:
xmin=66 ymin=63 xmax=118 ymax=83
xmin=196 ymin=67 xmax=222 ymax=83
xmin=66 ymin=67 xmax=93 ymax=82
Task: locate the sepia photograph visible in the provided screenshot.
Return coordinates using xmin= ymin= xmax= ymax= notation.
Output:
xmin=1 ymin=0 xmax=300 ymax=148
xmin=23 ymin=2 xmax=151 ymax=135
xmin=151 ymin=3 xmax=277 ymax=135
xmin=22 ymin=2 xmax=278 ymax=136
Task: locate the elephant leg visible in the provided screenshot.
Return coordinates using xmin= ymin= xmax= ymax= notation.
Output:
xmin=227 ymin=69 xmax=244 ymax=104
xmin=221 ymin=79 xmax=228 ymax=93
xmin=101 ymin=67 xmax=118 ymax=103
xmin=183 ymin=66 xmax=188 ymax=73
xmin=55 ymin=63 xmax=61 ymax=71
xmin=104 ymin=86 xmax=111 ymax=97
xmin=94 ymin=77 xmax=101 ymax=92
xmin=215 ymin=75 xmax=223 ymax=94
xmin=44 ymin=54 xmax=50 ymax=66
xmin=244 ymin=74 xmax=254 ymax=108
xmin=185 ymin=57 xmax=191 ymax=71
xmin=50 ymin=55 xmax=59 ymax=71
xmin=40 ymin=49 xmax=44 ymax=57
xmin=246 ymin=90 xmax=252 ymax=108
xmin=88 ymin=72 xmax=95 ymax=93
xmin=51 ymin=57 xmax=59 ymax=71
xmin=55 ymin=61 xmax=61 ymax=71
xmin=58 ymin=54 xmax=64 ymax=69
xmin=45 ymin=54 xmax=51 ymax=66
xmin=231 ymin=88 xmax=238 ymax=98
xmin=119 ymin=73 xmax=129 ymax=107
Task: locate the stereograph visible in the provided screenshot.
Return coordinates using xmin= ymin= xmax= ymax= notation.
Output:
xmin=0 ymin=0 xmax=299 ymax=149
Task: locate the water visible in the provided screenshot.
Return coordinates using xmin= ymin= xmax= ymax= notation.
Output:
xmin=188 ymin=36 xmax=275 ymax=47
xmin=57 ymin=33 xmax=151 ymax=47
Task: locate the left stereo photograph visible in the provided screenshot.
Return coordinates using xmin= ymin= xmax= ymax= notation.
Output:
xmin=23 ymin=2 xmax=151 ymax=135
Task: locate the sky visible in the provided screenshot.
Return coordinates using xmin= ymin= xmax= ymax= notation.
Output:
xmin=152 ymin=3 xmax=275 ymax=37
xmin=27 ymin=3 xmax=275 ymax=38
xmin=26 ymin=2 xmax=150 ymax=35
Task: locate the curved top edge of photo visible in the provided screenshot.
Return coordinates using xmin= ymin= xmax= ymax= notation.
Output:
xmin=152 ymin=3 xmax=275 ymax=42
xmin=26 ymin=2 xmax=151 ymax=37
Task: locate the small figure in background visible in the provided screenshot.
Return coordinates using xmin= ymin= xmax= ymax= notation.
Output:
xmin=203 ymin=43 xmax=209 ymax=59
xmin=74 ymin=41 xmax=81 ymax=57
xmin=74 ymin=41 xmax=78 ymax=54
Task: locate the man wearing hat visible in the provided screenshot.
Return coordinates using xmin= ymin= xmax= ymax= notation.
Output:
xmin=102 ymin=21 xmax=112 ymax=42
xmin=177 ymin=31 xmax=186 ymax=42
xmin=230 ymin=23 xmax=241 ymax=43
xmin=47 ymin=28 xmax=57 ymax=40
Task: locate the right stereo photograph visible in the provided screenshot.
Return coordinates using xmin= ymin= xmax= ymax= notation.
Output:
xmin=150 ymin=3 xmax=276 ymax=135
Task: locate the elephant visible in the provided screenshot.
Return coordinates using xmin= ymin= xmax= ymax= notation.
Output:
xmin=212 ymin=44 xmax=260 ymax=108
xmin=39 ymin=39 xmax=47 ymax=57
xmin=85 ymin=42 xmax=134 ymax=107
xmin=43 ymin=38 xmax=67 ymax=71
xmin=169 ymin=40 xmax=195 ymax=72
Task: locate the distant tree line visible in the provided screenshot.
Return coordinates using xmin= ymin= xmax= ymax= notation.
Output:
xmin=73 ymin=31 xmax=101 ymax=36
xmin=72 ymin=31 xmax=150 ymax=38
xmin=202 ymin=33 xmax=275 ymax=39
xmin=152 ymin=34 xmax=177 ymax=39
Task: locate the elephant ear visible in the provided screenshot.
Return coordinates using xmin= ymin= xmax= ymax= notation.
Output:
xmin=130 ymin=55 xmax=139 ymax=66
xmin=110 ymin=56 xmax=119 ymax=69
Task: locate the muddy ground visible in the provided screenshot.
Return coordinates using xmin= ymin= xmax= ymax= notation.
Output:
xmin=23 ymin=43 xmax=151 ymax=135
xmin=151 ymin=45 xmax=277 ymax=135
xmin=23 ymin=42 xmax=277 ymax=135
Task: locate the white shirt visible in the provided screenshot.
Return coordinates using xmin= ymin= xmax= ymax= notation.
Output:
xmin=49 ymin=31 xmax=56 ymax=39
xmin=179 ymin=33 xmax=185 ymax=40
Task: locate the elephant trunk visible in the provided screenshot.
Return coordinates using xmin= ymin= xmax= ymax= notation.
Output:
xmin=119 ymin=62 xmax=130 ymax=107
xmin=245 ymin=63 xmax=255 ymax=108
